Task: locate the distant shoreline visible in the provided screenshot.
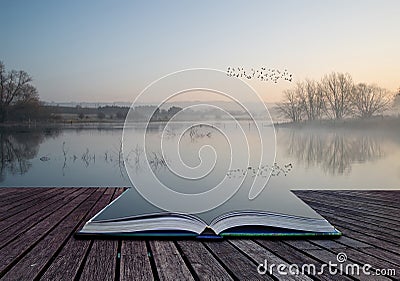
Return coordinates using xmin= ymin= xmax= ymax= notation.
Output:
xmin=274 ymin=115 xmax=400 ymax=130
xmin=1 ymin=115 xmax=399 ymax=130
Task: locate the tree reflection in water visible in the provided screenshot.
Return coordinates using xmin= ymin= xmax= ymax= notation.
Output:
xmin=0 ymin=128 xmax=60 ymax=182
xmin=281 ymin=129 xmax=384 ymax=175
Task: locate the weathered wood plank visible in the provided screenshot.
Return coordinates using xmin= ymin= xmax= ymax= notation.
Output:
xmin=295 ymin=195 xmax=400 ymax=232
xmin=289 ymin=240 xmax=391 ymax=281
xmin=317 ymin=214 xmax=400 ymax=247
xmin=78 ymin=188 xmax=121 ymax=281
xmin=0 ymin=188 xmax=398 ymax=281
xmin=0 ymin=187 xmax=51 ymax=202
xmin=314 ymin=190 xmax=400 ymax=204
xmin=0 ymin=188 xmax=61 ymax=216
xmin=205 ymin=240 xmax=274 ymax=280
xmin=120 ymin=240 xmax=153 ymax=281
xmin=295 ymin=199 xmax=400 ymax=241
xmin=329 ymin=224 xmax=400 ymax=255
xmin=332 ymin=236 xmax=371 ymax=249
xmin=176 ymin=240 xmax=234 ymax=281
xmin=0 ymin=188 xmax=104 ymax=280
xmin=295 ymin=191 xmax=400 ymax=219
xmin=39 ymin=188 xmax=120 ymax=281
xmin=0 ymin=188 xmax=85 ymax=249
xmin=322 ymin=245 xmax=400 ymax=278
xmin=0 ymin=188 xmax=95 ymax=277
xmin=0 ymin=188 xmax=76 ymax=233
xmin=230 ymin=239 xmax=312 ymax=281
xmin=0 ymin=187 xmax=33 ymax=198
xmin=79 ymin=240 xmax=118 ymax=281
xmin=150 ymin=240 xmax=195 ymax=281
xmin=256 ymin=239 xmax=353 ymax=281
xmin=298 ymin=198 xmax=399 ymax=232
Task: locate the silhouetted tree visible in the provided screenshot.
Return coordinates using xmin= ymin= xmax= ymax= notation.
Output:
xmin=0 ymin=61 xmax=40 ymax=122
xmin=393 ymin=88 xmax=400 ymax=109
xmin=321 ymin=72 xmax=353 ymax=120
xmin=167 ymin=106 xmax=182 ymax=117
xmin=276 ymin=89 xmax=303 ymax=122
xmin=297 ymin=80 xmax=325 ymax=121
xmin=351 ymin=83 xmax=391 ymax=118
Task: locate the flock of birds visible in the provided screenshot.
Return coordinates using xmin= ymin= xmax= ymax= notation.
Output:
xmin=227 ymin=67 xmax=293 ymax=83
xmin=226 ymin=163 xmax=293 ymax=179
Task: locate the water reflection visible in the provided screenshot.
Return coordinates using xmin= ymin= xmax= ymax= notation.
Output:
xmin=0 ymin=128 xmax=60 ymax=182
xmin=0 ymin=126 xmax=398 ymax=188
xmin=281 ymin=129 xmax=384 ymax=175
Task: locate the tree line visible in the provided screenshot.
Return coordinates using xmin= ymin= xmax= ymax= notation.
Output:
xmin=0 ymin=61 xmax=52 ymax=122
xmin=277 ymin=72 xmax=394 ymax=122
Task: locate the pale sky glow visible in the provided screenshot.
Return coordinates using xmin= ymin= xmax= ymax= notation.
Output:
xmin=1 ymin=0 xmax=399 ymax=103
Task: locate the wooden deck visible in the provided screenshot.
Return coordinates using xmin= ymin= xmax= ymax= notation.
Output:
xmin=0 ymin=188 xmax=398 ymax=280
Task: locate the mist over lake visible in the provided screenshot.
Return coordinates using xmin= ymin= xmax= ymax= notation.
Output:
xmin=1 ymin=121 xmax=399 ymax=190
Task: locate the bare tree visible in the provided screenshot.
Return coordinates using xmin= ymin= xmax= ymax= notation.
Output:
xmin=351 ymin=83 xmax=391 ymax=118
xmin=321 ymin=72 xmax=353 ymax=120
xmin=276 ymin=89 xmax=303 ymax=122
xmin=297 ymin=79 xmax=325 ymax=121
xmin=0 ymin=61 xmax=39 ymax=122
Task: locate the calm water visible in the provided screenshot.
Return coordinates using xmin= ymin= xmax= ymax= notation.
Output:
xmin=1 ymin=122 xmax=399 ymax=190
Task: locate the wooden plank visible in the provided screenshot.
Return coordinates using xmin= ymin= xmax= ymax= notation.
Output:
xmin=39 ymin=188 xmax=120 ymax=281
xmin=296 ymin=195 xmax=399 ymax=229
xmin=79 ymin=240 xmax=118 ymax=281
xmin=120 ymin=240 xmax=153 ymax=281
xmin=0 ymin=188 xmax=57 ymax=212
xmin=298 ymin=200 xmax=400 ymax=240
xmin=314 ymin=190 xmax=400 ymax=204
xmin=0 ymin=188 xmax=73 ymax=234
xmin=0 ymin=189 xmax=398 ymax=281
xmin=295 ymin=191 xmax=400 ymax=219
xmin=295 ymin=190 xmax=400 ymax=215
xmin=0 ymin=187 xmax=52 ymax=204
xmin=205 ymin=240 xmax=274 ymax=280
xmin=330 ymin=224 xmax=400 ymax=255
xmin=256 ymin=239 xmax=353 ymax=281
xmin=283 ymin=240 xmax=321 ymax=250
xmin=0 ymin=188 xmax=95 ymax=276
xmin=230 ymin=239 xmax=312 ymax=281
xmin=285 ymin=240 xmax=390 ymax=281
xmin=299 ymin=198 xmax=399 ymax=232
xmin=323 ymin=246 xmax=400 ymax=278
xmin=316 ymin=213 xmax=400 ymax=247
xmin=176 ymin=240 xmax=234 ymax=281
xmin=311 ymin=235 xmax=400 ymax=270
xmin=0 ymin=188 xmax=85 ymax=249
xmin=0 ymin=188 xmax=56 ymax=208
xmin=0 ymin=187 xmax=31 ymax=197
xmin=78 ymin=188 xmax=120 ymax=281
xmin=150 ymin=240 xmax=195 ymax=281
xmin=309 ymin=239 xmax=348 ymax=250
xmin=333 ymin=236 xmax=372 ymax=249
xmin=296 ymin=192 xmax=400 ymax=227
xmin=0 ymin=188 xmax=104 ymax=280
xmin=0 ymin=188 xmax=65 ymax=219
xmin=357 ymin=247 xmax=400 ymax=267
xmin=310 ymin=242 xmax=400 ymax=280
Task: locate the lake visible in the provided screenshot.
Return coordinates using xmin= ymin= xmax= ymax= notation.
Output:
xmin=1 ymin=122 xmax=399 ymax=191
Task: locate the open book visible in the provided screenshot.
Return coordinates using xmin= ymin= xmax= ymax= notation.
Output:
xmin=76 ymin=185 xmax=341 ymax=238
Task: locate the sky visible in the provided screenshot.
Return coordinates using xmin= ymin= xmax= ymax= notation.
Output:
xmin=1 ymin=0 xmax=399 ymax=103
